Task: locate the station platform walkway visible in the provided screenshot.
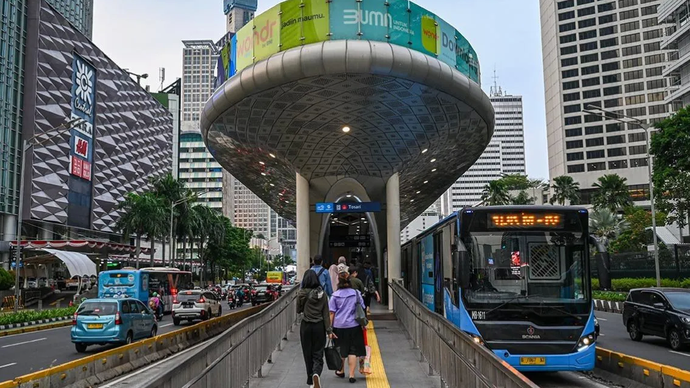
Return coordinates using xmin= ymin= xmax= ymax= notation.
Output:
xmin=249 ymin=304 xmax=442 ymax=388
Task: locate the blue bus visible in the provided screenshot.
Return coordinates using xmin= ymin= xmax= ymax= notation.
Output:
xmin=401 ymin=206 xmax=596 ymax=372
xmin=98 ymin=268 xmax=193 ymax=313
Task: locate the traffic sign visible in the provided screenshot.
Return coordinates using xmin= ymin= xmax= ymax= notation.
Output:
xmin=315 ymin=202 xmax=381 ymax=213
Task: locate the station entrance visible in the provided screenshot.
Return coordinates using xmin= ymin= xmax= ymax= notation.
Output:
xmin=321 ymin=211 xmax=377 ymax=269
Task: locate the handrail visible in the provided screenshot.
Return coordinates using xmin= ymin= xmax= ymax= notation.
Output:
xmin=389 ymin=281 xmax=539 ymax=388
xmin=133 ymin=285 xmax=300 ymax=388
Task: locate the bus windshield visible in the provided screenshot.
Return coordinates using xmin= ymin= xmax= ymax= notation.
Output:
xmin=146 ymin=271 xmax=193 ymax=296
xmin=462 ymin=230 xmax=588 ymax=305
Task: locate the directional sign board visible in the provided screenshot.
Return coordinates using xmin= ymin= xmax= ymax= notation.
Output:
xmin=315 ymin=202 xmax=381 ymax=213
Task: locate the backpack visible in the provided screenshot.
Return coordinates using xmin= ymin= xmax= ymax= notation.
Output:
xmin=313 ymin=267 xmax=327 ymax=289
xmin=364 ymin=269 xmax=376 ymax=295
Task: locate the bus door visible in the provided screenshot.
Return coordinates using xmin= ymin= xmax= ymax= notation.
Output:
xmin=433 ymin=231 xmax=443 ymax=315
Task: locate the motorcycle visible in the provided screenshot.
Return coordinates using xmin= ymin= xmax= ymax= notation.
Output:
xmin=227 ymin=293 xmax=236 ymax=309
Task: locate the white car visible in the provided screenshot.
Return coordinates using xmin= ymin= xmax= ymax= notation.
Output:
xmin=172 ymin=290 xmax=222 ymax=325
xmin=26 ymin=278 xmax=38 ymax=288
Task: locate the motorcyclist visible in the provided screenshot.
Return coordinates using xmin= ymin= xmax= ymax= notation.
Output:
xmin=149 ymin=292 xmax=162 ymax=318
xmin=236 ymin=288 xmax=244 ymax=307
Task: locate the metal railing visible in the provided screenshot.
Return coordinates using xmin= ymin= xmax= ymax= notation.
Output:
xmin=138 ymin=286 xmax=299 ymax=388
xmin=390 ymin=281 xmax=539 ymax=388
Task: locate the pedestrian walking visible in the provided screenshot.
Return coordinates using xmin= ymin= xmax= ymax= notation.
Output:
xmin=329 ymin=274 xmax=366 ymax=383
xmin=362 ymin=261 xmax=380 ymax=313
xmin=329 ymin=256 xmax=346 ymax=292
xmin=297 ymin=269 xmax=333 ymax=388
xmin=309 ymin=255 xmax=333 ymax=297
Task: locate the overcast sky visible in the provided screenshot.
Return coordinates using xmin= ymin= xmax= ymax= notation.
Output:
xmin=93 ymin=0 xmax=548 ymax=179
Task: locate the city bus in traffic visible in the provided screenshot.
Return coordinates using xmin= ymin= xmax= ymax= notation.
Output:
xmin=401 ymin=206 xmax=596 ymax=372
xmin=98 ymin=267 xmax=193 ymax=313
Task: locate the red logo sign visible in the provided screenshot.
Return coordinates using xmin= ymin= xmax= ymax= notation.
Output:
xmin=74 ymin=137 xmax=88 ymax=158
xmin=70 ymin=156 xmax=92 ymax=181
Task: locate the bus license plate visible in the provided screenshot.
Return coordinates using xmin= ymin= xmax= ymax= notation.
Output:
xmin=520 ymin=357 xmax=546 ymax=365
xmin=87 ymin=324 xmax=103 ymax=329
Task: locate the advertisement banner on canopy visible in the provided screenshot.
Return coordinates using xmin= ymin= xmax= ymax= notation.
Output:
xmin=437 ymin=18 xmax=457 ymax=69
xmin=329 ymin=0 xmax=358 ymax=40
xmin=388 ymin=0 xmax=412 ymax=48
xmin=253 ymin=4 xmax=280 ymax=61
xmin=280 ymin=0 xmax=302 ymax=51
xmin=302 ymin=0 xmax=330 ymax=45
xmin=408 ymin=2 xmax=438 ymax=57
xmin=235 ymin=20 xmax=254 ymax=72
xmin=266 ymin=271 xmax=284 ymax=284
xmin=359 ymin=0 xmax=390 ymax=40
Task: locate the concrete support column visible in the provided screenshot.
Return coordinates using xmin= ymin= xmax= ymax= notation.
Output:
xmin=40 ymin=223 xmax=53 ymax=240
xmin=386 ymin=173 xmax=401 ymax=310
xmin=296 ymin=172 xmax=310 ymax=282
xmin=2 ymin=215 xmax=17 ymax=270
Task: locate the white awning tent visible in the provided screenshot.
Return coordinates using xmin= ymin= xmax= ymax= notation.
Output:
xmin=43 ymin=248 xmax=97 ymax=277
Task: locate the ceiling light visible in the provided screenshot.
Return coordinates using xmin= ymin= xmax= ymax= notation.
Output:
xmin=422 ymin=148 xmax=428 ymax=153
xmin=430 ymin=158 xmax=436 ymax=163
xmin=342 ymin=126 xmax=351 ymax=133
xmin=431 ymin=168 xmax=437 ymax=172
xmin=285 ymin=201 xmax=289 ymax=204
xmin=411 ymin=199 xmax=415 ymax=202
xmin=423 ymin=180 xmax=428 ymax=184
xmin=269 ymin=153 xmax=276 ymax=158
xmin=361 ymin=217 xmax=365 ymax=220
xmin=261 ymin=172 xmax=267 ymax=176
xmin=416 ymin=191 xmax=421 ymax=194
xmin=346 ymin=194 xmax=352 ymax=198
xmin=269 ymin=183 xmax=274 ymax=186
xmin=259 ymin=161 xmax=265 ymax=165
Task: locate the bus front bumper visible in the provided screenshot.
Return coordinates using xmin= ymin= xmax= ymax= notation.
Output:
xmin=491 ymin=344 xmax=595 ymax=372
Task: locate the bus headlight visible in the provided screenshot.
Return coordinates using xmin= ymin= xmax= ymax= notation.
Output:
xmin=576 ymin=332 xmax=595 ymax=351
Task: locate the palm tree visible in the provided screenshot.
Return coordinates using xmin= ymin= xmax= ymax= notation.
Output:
xmin=116 ymin=192 xmax=165 ymax=269
xmin=150 ymin=174 xmax=187 ymax=266
xmin=589 ymin=208 xmax=628 ymax=249
xmin=481 ymin=180 xmax=511 ymax=205
xmin=592 ymin=174 xmax=632 ymax=213
xmin=191 ymin=205 xmax=225 ymax=285
xmin=550 ymin=175 xmax=580 ymax=205
xmin=511 ymin=191 xmax=536 ymax=205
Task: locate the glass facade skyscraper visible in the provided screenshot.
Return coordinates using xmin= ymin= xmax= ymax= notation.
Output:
xmin=45 ymin=0 xmax=93 ymax=39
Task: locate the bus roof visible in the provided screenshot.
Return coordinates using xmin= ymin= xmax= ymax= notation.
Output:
xmin=140 ymin=267 xmax=184 ymax=272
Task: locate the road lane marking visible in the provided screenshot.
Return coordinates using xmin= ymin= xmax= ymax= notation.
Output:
xmin=597 ymin=318 xmax=607 ymax=321
xmin=0 ymin=363 xmax=17 ymax=369
xmin=0 ymin=325 xmax=69 ymax=338
xmin=598 ymin=333 xmax=605 ymax=336
xmin=159 ymin=323 xmax=173 ymax=328
xmin=1 ymin=337 xmax=47 ymax=348
xmin=670 ymin=350 xmax=690 ymax=357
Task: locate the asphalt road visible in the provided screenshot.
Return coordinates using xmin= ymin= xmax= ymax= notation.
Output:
xmin=595 ymin=310 xmax=690 ymax=370
xmin=0 ymin=302 xmax=253 ymax=382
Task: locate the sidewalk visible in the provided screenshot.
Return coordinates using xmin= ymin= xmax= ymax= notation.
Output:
xmin=250 ymin=317 xmax=441 ymax=388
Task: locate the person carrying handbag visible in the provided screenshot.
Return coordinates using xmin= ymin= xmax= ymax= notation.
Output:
xmin=297 ymin=270 xmax=333 ymax=388
xmin=328 ymin=270 xmax=366 ymax=383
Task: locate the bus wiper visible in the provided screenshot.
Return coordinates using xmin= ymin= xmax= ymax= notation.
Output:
xmin=484 ymin=294 xmax=551 ymax=317
xmin=537 ymin=304 xmax=582 ymax=321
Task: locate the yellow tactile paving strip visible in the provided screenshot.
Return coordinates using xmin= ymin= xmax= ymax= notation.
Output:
xmin=365 ymin=321 xmax=391 ymax=388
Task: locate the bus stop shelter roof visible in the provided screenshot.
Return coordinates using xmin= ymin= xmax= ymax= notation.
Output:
xmin=40 ymin=248 xmax=97 ymax=277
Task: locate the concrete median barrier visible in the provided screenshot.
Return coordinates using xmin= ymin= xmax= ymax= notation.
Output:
xmin=0 ymin=305 xmax=265 ymax=388
xmin=597 ymin=347 xmax=690 ymax=388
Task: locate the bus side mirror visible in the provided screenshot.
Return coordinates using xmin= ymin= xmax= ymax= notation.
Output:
xmin=458 ymin=251 xmax=471 ymax=289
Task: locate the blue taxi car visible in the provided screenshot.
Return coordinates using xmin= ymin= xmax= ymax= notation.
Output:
xmin=71 ymin=298 xmax=157 ymax=353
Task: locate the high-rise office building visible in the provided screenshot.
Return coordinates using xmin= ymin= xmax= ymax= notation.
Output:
xmin=659 ymin=0 xmax=690 ymax=105
xmin=217 ymin=0 xmax=297 ymax=251
xmin=223 ymin=0 xmax=257 ymax=34
xmin=400 ymin=202 xmax=441 ymax=243
xmin=440 ymin=88 xmax=526 ymax=215
xmin=179 ymin=40 xmax=223 ymax=209
xmin=46 ymin=0 xmax=93 ymax=38
xmin=540 ymin=0 xmax=677 ymax=203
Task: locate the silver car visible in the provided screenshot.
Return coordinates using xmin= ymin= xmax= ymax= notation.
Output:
xmin=172 ymin=290 xmax=222 ymax=325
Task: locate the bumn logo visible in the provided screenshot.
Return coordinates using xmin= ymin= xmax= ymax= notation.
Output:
xmin=343 ymin=9 xmax=392 ymax=27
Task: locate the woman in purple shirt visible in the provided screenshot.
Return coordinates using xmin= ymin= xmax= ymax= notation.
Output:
xmin=328 ymin=273 xmax=366 ymax=383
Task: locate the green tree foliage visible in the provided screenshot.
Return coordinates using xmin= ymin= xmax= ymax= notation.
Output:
xmin=609 ymin=206 xmax=667 ymax=253
xmin=481 ymin=180 xmax=511 ymax=205
xmin=206 ymin=218 xmax=252 ymax=280
xmin=592 ymin=174 xmax=632 ymax=212
xmin=651 ymin=106 xmax=690 ymax=236
xmin=0 ymin=268 xmax=13 ymax=290
xmin=511 ymin=191 xmax=536 ymax=205
xmin=550 ymin=175 xmax=580 ymax=205
xmin=116 ymin=192 xmax=166 ymax=268
xmin=589 ymin=208 xmax=628 ymax=250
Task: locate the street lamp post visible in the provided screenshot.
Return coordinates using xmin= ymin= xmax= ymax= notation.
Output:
xmin=125 ymin=70 xmax=148 ymax=86
xmin=13 ymin=118 xmax=85 ymax=312
xmin=169 ymin=189 xmax=214 ymax=268
xmin=583 ymin=105 xmax=661 ymax=287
